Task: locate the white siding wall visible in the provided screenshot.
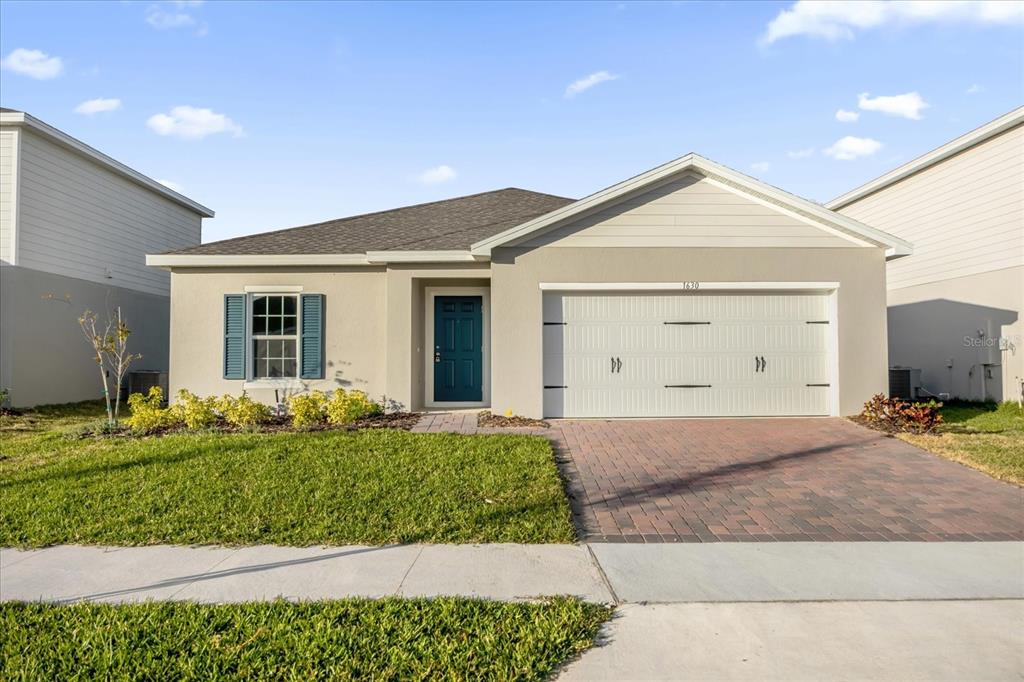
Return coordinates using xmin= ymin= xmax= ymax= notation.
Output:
xmin=839 ymin=123 xmax=1024 ymax=290
xmin=520 ymin=172 xmax=856 ymax=249
xmin=0 ymin=129 xmax=16 ymax=265
xmin=15 ymin=128 xmax=202 ymax=296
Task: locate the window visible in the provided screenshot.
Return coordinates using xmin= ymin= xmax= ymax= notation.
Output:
xmin=250 ymin=294 xmax=298 ymax=379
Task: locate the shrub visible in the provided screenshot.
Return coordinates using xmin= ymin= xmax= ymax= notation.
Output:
xmin=125 ymin=387 xmax=171 ymax=433
xmin=326 ymin=389 xmax=382 ymax=425
xmin=288 ymin=391 xmax=328 ymax=428
xmin=860 ymin=394 xmax=943 ymax=433
xmin=170 ymin=390 xmax=219 ymax=430
xmin=216 ymin=393 xmax=272 ymax=429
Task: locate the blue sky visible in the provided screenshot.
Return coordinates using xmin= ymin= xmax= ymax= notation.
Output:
xmin=1 ymin=1 xmax=1022 ymax=243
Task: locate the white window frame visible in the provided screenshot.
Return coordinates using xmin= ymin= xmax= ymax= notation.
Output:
xmin=243 ymin=292 xmax=303 ymax=389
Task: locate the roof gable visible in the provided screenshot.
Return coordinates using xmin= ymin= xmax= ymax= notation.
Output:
xmin=515 ymin=170 xmax=861 ymax=250
xmin=827 ymin=106 xmax=1024 ymax=210
xmin=0 ymin=109 xmax=214 ymax=217
xmin=472 ymin=154 xmax=912 ymax=259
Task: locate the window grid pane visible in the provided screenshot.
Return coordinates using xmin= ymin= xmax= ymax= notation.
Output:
xmin=253 ymin=339 xmax=297 ymax=378
xmin=251 ymin=294 xmax=299 ymax=379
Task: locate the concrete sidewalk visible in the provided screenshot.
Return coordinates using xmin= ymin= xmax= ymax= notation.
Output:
xmin=0 ymin=544 xmax=613 ymax=604
xmin=2 ymin=542 xmax=1021 ymax=604
xmin=558 ymin=601 xmax=1024 ymax=681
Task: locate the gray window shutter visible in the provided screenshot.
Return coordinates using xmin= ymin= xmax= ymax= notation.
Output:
xmin=224 ymin=294 xmax=246 ymax=379
xmin=300 ymin=293 xmax=324 ymax=379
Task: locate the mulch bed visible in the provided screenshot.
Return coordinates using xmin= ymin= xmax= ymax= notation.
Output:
xmin=477 ymin=411 xmax=550 ymax=429
xmin=848 ymin=415 xmax=936 ymax=436
xmin=70 ymin=412 xmax=423 ymax=440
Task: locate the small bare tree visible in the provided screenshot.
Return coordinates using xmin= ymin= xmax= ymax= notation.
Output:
xmin=79 ymin=307 xmax=142 ymax=427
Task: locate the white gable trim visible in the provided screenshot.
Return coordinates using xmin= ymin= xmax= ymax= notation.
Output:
xmin=0 ymin=110 xmax=214 ymax=218
xmin=698 ymin=175 xmax=874 ymax=248
xmin=827 ymin=106 xmax=1024 ymax=210
xmin=471 ymin=153 xmax=912 ymax=259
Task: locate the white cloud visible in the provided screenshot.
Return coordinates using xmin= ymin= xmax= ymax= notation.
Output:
xmin=146 ymin=6 xmax=195 ymax=29
xmin=835 ymin=109 xmax=859 ymax=123
xmin=417 ymin=165 xmax=457 ymax=184
xmin=0 ymin=48 xmax=63 ymax=80
xmin=966 ymin=83 xmax=985 ymax=95
xmin=824 ymin=136 xmax=882 ymax=160
xmin=146 ymin=106 xmax=244 ymax=140
xmin=858 ymin=91 xmax=929 ymax=120
xmin=761 ymin=1 xmax=1024 ymax=45
xmin=74 ymin=98 xmax=122 ymax=115
xmin=750 ymin=161 xmax=772 ymax=173
xmin=156 ymin=179 xmax=184 ymax=193
xmin=787 ymin=147 xmax=815 ymax=159
xmin=146 ymin=1 xmax=206 ymax=34
xmin=565 ymin=71 xmax=619 ymax=98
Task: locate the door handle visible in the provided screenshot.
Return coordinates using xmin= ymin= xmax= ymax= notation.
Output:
xmin=760 ymin=356 xmax=766 ymax=372
xmin=611 ymin=356 xmax=616 ymax=374
xmin=755 ymin=356 xmax=760 ymax=372
xmin=434 ymin=351 xmax=441 ymax=364
xmin=616 ymin=357 xmax=622 ymax=373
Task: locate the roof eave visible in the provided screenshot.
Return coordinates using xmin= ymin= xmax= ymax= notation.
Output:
xmin=146 ymin=250 xmax=488 ymax=268
xmin=826 ymin=106 xmax=1024 ymax=210
xmin=0 ymin=110 xmax=215 ymax=218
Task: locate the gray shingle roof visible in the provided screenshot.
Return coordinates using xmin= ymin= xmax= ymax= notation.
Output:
xmin=169 ymin=188 xmax=574 ymax=255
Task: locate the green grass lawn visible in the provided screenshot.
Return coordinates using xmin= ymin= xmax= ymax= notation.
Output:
xmin=899 ymin=401 xmax=1024 ymax=485
xmin=0 ymin=597 xmax=611 ymax=681
xmin=0 ymin=402 xmax=575 ymax=547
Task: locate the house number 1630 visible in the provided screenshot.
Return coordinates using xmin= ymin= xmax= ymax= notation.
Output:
xmin=681 ymin=281 xmax=700 ymax=290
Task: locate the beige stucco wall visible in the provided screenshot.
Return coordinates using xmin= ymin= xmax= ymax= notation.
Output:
xmin=167 ymin=264 xmax=491 ymax=411
xmin=489 ymin=246 xmax=889 ymax=418
xmin=887 ymin=265 xmax=1022 ymax=402
xmin=383 ymin=264 xmax=491 ymax=411
xmin=168 ymin=267 xmax=388 ymax=405
xmin=164 ymin=248 xmax=889 ymax=417
xmin=0 ymin=265 xmax=170 ymax=407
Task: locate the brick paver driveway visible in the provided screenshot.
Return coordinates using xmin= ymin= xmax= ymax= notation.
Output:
xmin=545 ymin=418 xmax=1024 ymax=543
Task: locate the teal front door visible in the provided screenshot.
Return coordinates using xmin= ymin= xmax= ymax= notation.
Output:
xmin=434 ymin=296 xmax=483 ymax=402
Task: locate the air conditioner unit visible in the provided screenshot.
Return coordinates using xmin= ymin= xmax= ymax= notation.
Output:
xmin=126 ymin=370 xmax=169 ymax=404
xmin=889 ymin=367 xmax=922 ymax=400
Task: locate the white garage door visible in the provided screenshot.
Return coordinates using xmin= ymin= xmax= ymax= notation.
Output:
xmin=542 ymin=291 xmax=833 ymax=418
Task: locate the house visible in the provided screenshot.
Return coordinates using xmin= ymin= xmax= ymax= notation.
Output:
xmin=0 ymin=108 xmax=213 ymax=407
xmin=147 ymin=153 xmax=910 ymax=419
xmin=828 ymin=107 xmax=1023 ymax=403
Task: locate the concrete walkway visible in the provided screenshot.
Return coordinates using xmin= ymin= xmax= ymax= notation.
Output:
xmin=0 ymin=544 xmax=612 ymax=604
xmin=558 ymin=601 xmax=1024 ymax=681
xmin=5 ymin=542 xmax=1022 ymax=681
xmin=2 ymin=542 xmax=1021 ymax=604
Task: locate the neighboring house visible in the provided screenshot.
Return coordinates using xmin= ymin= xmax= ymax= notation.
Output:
xmin=148 ymin=154 xmax=910 ymax=419
xmin=0 ymin=108 xmax=213 ymax=407
xmin=829 ymin=107 xmax=1023 ymax=403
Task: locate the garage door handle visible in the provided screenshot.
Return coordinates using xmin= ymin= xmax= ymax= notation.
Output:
xmin=611 ymin=357 xmax=616 ymax=374
xmin=760 ymin=356 xmax=766 ymax=372
xmin=616 ymin=357 xmax=622 ymax=373
xmin=755 ymin=356 xmax=761 ymax=372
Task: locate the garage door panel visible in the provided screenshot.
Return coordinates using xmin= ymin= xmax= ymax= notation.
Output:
xmin=543 ymin=291 xmax=833 ymax=418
